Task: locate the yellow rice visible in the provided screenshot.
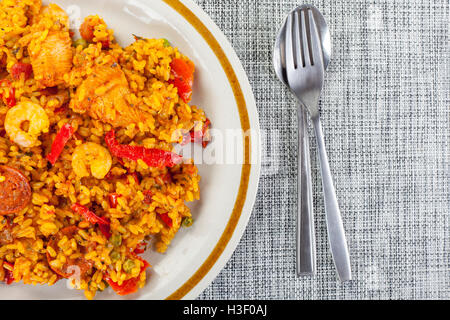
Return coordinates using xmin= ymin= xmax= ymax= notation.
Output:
xmin=0 ymin=0 xmax=207 ymax=299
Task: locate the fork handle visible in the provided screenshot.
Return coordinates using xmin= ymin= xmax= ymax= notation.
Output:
xmin=312 ymin=116 xmax=352 ymax=281
xmin=297 ymin=107 xmax=316 ymax=276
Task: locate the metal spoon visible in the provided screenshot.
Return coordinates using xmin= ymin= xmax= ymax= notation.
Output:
xmin=273 ymin=4 xmax=331 ymax=277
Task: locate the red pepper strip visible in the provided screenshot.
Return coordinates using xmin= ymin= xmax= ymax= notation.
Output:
xmin=98 ymin=218 xmax=112 ymax=240
xmin=46 ymin=124 xmax=74 ymax=165
xmin=168 ymin=58 xmax=194 ymax=103
xmin=105 ymin=276 xmax=139 ymax=296
xmin=133 ymin=255 xmax=150 ymax=270
xmin=105 ymin=130 xmax=182 ymax=168
xmin=0 ymin=79 xmax=16 ymax=107
xmin=11 ymin=63 xmax=33 ymax=81
xmin=189 ymin=118 xmax=211 ymax=148
xmin=3 ymin=261 xmax=14 ymax=285
xmin=105 ymin=258 xmax=150 ymax=296
xmin=71 ymin=203 xmax=110 ymax=226
xmin=133 ymin=242 xmax=147 ymax=255
xmin=201 ymin=118 xmax=211 ymax=148
xmin=108 ymin=193 xmax=121 ymax=209
xmin=158 ymin=213 xmax=173 ymax=228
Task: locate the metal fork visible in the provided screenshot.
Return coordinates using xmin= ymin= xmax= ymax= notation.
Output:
xmin=285 ymin=8 xmax=352 ymax=281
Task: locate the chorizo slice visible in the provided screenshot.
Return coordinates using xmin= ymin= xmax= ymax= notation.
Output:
xmin=0 ymin=166 xmax=32 ymax=215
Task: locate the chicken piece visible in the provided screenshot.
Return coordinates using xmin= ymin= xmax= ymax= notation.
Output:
xmin=70 ymin=63 xmax=141 ymax=127
xmin=30 ymin=31 xmax=73 ymax=88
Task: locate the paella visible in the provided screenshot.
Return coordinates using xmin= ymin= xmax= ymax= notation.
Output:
xmin=0 ymin=0 xmax=210 ymax=299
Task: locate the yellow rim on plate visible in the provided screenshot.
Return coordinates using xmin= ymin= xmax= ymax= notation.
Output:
xmin=163 ymin=0 xmax=252 ymax=300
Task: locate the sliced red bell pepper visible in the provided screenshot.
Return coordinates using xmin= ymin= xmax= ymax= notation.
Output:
xmin=105 ymin=130 xmax=182 ymax=168
xmin=11 ymin=63 xmax=33 ymax=81
xmin=2 ymin=261 xmax=14 ymax=285
xmin=158 ymin=213 xmax=173 ymax=228
xmin=181 ymin=118 xmax=211 ymax=148
xmin=71 ymin=203 xmax=110 ymax=226
xmin=98 ymin=218 xmax=112 ymax=239
xmin=108 ymin=193 xmax=121 ymax=209
xmin=105 ymin=257 xmax=150 ymax=296
xmin=0 ymin=79 xmax=16 ymax=107
xmin=169 ymin=58 xmax=195 ymax=103
xmin=191 ymin=118 xmax=211 ymax=148
xmin=133 ymin=255 xmax=150 ymax=270
xmin=105 ymin=276 xmax=139 ymax=296
xmin=133 ymin=242 xmax=147 ymax=255
xmin=46 ymin=123 xmax=74 ymax=165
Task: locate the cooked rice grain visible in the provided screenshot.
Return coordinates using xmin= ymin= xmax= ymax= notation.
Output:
xmin=0 ymin=0 xmax=205 ymax=300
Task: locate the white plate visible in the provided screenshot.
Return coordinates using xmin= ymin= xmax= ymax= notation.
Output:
xmin=0 ymin=0 xmax=260 ymax=299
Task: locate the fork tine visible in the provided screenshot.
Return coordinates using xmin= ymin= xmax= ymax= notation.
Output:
xmin=293 ymin=10 xmax=303 ymax=68
xmin=307 ymin=9 xmax=324 ymax=69
xmin=284 ymin=13 xmax=295 ymax=71
xmin=300 ymin=9 xmax=311 ymax=66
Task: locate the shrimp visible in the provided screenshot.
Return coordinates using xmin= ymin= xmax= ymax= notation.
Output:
xmin=72 ymin=142 xmax=112 ymax=179
xmin=70 ymin=64 xmax=142 ymax=127
xmin=4 ymin=101 xmax=50 ymax=148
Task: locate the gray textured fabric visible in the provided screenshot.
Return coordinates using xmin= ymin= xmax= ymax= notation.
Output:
xmin=194 ymin=0 xmax=449 ymax=300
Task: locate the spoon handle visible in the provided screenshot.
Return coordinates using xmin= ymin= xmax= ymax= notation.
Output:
xmin=297 ymin=107 xmax=316 ymax=276
xmin=312 ymin=116 xmax=352 ymax=281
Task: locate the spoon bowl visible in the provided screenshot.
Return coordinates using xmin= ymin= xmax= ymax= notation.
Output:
xmin=273 ymin=4 xmax=332 ymax=87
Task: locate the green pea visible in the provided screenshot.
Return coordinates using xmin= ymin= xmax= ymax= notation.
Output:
xmin=182 ymin=217 xmax=194 ymax=228
xmin=162 ymin=38 xmax=170 ymax=47
xmin=73 ymin=38 xmax=88 ymax=49
xmin=110 ymin=233 xmax=122 ymax=247
xmin=110 ymin=251 xmax=121 ymax=262
xmin=123 ymin=259 xmax=136 ymax=273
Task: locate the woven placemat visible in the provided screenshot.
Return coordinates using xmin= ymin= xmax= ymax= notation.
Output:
xmin=194 ymin=0 xmax=449 ymax=299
